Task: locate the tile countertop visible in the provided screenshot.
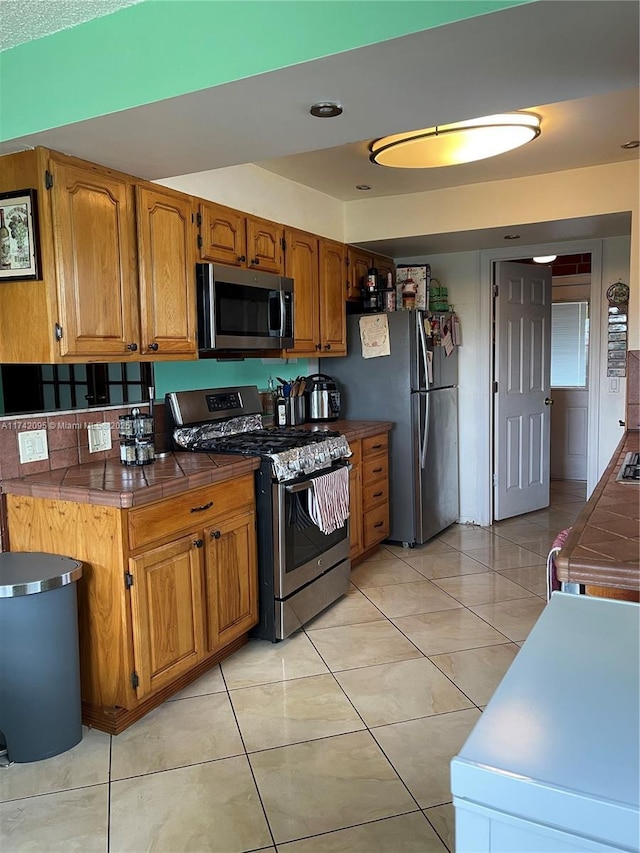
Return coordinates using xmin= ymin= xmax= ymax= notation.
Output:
xmin=0 ymin=420 xmax=392 ymax=509
xmin=556 ymin=431 xmax=640 ymax=591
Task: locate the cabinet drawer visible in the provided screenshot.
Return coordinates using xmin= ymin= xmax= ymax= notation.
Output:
xmin=363 ymin=433 xmax=388 ymax=457
xmin=348 ymin=439 xmax=361 ymax=467
xmin=363 ymin=479 xmax=388 ymax=512
xmin=128 ymin=475 xmax=254 ymax=551
xmin=363 ymin=504 xmax=389 ymax=550
xmin=362 ymin=455 xmax=388 ymax=485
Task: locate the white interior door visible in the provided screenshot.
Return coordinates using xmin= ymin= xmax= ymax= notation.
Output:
xmin=550 ymin=388 xmax=589 ymax=480
xmin=494 ymin=261 xmax=552 ymax=520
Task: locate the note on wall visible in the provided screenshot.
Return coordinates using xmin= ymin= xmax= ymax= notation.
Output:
xmin=359 ymin=314 xmax=390 ymax=359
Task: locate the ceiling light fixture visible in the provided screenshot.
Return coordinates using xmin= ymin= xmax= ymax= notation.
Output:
xmin=355 ymin=184 xmax=371 ymax=191
xmin=533 ymin=255 xmax=557 ymax=263
xmin=621 ymin=140 xmax=640 ymax=149
xmin=369 ymin=112 xmax=541 ymax=169
xmin=504 ymin=234 xmax=521 ymax=240
xmin=309 ymin=102 xmax=343 ymax=118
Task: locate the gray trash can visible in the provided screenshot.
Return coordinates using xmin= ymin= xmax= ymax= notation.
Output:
xmin=0 ymin=552 xmax=83 ymax=763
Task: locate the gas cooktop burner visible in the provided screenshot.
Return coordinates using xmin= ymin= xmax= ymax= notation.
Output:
xmin=617 ymin=451 xmax=640 ymax=483
xmin=183 ymin=427 xmax=340 ymax=455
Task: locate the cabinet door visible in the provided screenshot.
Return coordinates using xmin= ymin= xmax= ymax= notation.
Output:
xmin=199 ymin=201 xmax=246 ymax=266
xmin=347 ymin=247 xmax=371 ymax=302
xmin=129 ymin=534 xmax=204 ymax=699
xmin=374 ymin=254 xmax=395 ymax=290
xmin=50 ymin=159 xmax=139 ymax=357
xmin=203 ymin=511 xmax=258 ymax=652
xmin=318 ymin=239 xmax=347 ymax=356
xmin=349 ymin=464 xmax=363 ymax=560
xmin=137 ymin=186 xmax=197 ymax=357
xmin=247 ymin=216 xmax=284 ymax=274
xmin=283 ymin=228 xmax=320 ymax=356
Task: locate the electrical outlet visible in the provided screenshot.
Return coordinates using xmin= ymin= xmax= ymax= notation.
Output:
xmin=18 ymin=429 xmax=49 ymax=463
xmin=88 ymin=422 xmax=113 ymax=453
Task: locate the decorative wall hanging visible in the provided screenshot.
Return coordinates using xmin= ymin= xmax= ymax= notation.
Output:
xmin=0 ymin=189 xmax=41 ymax=281
xmin=605 ymin=281 xmax=630 ymax=377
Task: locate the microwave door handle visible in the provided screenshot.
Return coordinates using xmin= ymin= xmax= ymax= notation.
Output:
xmin=278 ymin=290 xmax=286 ymax=336
xmin=268 ymin=291 xmax=286 ymax=337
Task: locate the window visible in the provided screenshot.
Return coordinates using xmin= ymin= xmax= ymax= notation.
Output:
xmin=0 ymin=363 xmax=153 ymax=415
xmin=551 ymin=301 xmax=589 ymax=387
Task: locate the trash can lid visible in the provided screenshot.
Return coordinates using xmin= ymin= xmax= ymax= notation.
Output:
xmin=0 ymin=552 xmax=83 ymax=597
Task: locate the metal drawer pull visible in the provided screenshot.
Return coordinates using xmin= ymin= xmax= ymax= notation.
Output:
xmin=373 ymin=491 xmax=383 ymax=498
xmin=193 ymin=539 xmax=204 ymax=548
xmin=374 ymin=521 xmax=384 ymax=528
xmin=190 ymin=501 xmax=213 ymax=513
xmin=371 ymin=444 xmax=383 ymax=449
xmin=372 ymin=467 xmax=383 ymax=473
xmin=210 ymin=530 xmax=221 ymax=539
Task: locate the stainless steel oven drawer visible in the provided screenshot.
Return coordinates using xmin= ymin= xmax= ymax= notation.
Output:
xmin=275 ymin=558 xmax=350 ymax=640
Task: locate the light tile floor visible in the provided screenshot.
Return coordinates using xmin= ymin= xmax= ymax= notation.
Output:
xmin=0 ymin=480 xmax=586 ymax=852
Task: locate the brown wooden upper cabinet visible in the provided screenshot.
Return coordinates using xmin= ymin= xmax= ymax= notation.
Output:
xmin=284 ymin=231 xmax=347 ymax=357
xmin=0 ymin=148 xmax=198 ymax=362
xmin=318 ymin=238 xmax=347 ymax=356
xmin=346 ymin=247 xmax=396 ymax=303
xmin=198 ymin=201 xmax=284 ymax=274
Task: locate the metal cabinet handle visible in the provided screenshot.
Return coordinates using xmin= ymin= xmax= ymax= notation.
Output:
xmin=315 ymin=343 xmax=322 ymax=350
xmin=374 ymin=521 xmax=384 ymax=528
xmin=190 ymin=501 xmax=213 ymax=513
xmin=238 ymin=254 xmax=246 ymax=263
xmin=148 ymin=342 xmax=159 ymax=352
xmin=250 ymin=257 xmax=258 ymax=265
xmin=210 ymin=530 xmax=221 ymax=539
xmin=371 ymin=444 xmax=382 ymax=450
xmin=127 ymin=342 xmax=138 ymax=351
xmin=324 ymin=343 xmax=331 ymax=350
xmin=193 ymin=539 xmax=204 ymax=548
xmin=372 ymin=467 xmax=383 ymax=473
xmin=373 ymin=491 xmax=383 ymax=498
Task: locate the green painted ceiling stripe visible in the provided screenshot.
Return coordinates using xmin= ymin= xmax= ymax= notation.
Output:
xmin=0 ymin=0 xmax=529 ymax=142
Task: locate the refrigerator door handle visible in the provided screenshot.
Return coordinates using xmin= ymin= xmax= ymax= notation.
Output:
xmin=420 ymin=392 xmax=430 ymax=470
xmin=418 ymin=312 xmax=430 ymax=391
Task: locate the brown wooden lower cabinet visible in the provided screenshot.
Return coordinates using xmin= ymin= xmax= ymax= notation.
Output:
xmin=349 ymin=432 xmax=390 ymax=563
xmin=6 ymin=474 xmax=258 ymax=734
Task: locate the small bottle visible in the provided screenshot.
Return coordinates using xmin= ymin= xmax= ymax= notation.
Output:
xmin=276 ymin=395 xmax=287 ymax=427
xmin=0 ymin=210 xmax=11 ymax=270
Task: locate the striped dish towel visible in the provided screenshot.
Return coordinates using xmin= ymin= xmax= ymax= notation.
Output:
xmin=308 ymin=466 xmax=350 ymax=535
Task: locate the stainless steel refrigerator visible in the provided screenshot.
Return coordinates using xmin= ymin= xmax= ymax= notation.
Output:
xmin=321 ymin=310 xmax=459 ymax=545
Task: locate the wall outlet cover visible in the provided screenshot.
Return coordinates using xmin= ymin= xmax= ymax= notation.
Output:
xmin=18 ymin=429 xmax=49 ymax=463
xmin=88 ymin=422 xmax=113 ymax=453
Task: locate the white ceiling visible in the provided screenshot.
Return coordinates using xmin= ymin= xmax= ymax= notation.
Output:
xmin=0 ymin=0 xmax=143 ymax=52
xmin=2 ymin=1 xmax=638 ymax=256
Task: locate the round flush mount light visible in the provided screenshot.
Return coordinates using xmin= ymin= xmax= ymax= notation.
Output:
xmin=504 ymin=233 xmax=521 ymax=240
xmin=309 ymin=102 xmax=343 ymax=118
xmin=355 ymin=184 xmax=371 ymax=191
xmin=370 ymin=112 xmax=541 ymax=168
xmin=621 ymin=140 xmax=640 ymax=149
xmin=533 ymin=255 xmax=557 ymax=263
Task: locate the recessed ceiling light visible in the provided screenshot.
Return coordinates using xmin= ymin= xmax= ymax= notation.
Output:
xmin=504 ymin=233 xmax=521 ymax=240
xmin=621 ymin=140 xmax=639 ymax=149
xmin=355 ymin=184 xmax=371 ymax=191
xmin=309 ymin=102 xmax=343 ymax=118
xmin=533 ymin=255 xmax=557 ymax=263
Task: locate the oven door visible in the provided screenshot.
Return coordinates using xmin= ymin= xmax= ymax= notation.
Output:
xmin=273 ymin=467 xmax=350 ymax=599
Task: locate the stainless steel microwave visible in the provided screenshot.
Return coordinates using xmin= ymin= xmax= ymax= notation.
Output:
xmin=196 ymin=263 xmax=294 ymax=352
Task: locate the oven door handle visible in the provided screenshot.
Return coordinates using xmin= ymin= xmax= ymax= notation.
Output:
xmin=285 ymin=463 xmax=352 ymax=493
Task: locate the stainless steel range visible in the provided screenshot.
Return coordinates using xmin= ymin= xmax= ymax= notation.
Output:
xmin=166 ymin=386 xmax=352 ymax=641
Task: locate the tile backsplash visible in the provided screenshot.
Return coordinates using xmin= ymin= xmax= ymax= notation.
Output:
xmin=0 ymin=403 xmax=152 ymax=550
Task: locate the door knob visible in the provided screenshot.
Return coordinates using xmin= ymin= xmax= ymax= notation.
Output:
xmin=544 ymin=397 xmax=554 ymax=406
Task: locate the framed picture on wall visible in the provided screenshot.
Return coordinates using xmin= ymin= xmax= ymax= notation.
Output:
xmin=0 ymin=188 xmax=41 ymax=281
